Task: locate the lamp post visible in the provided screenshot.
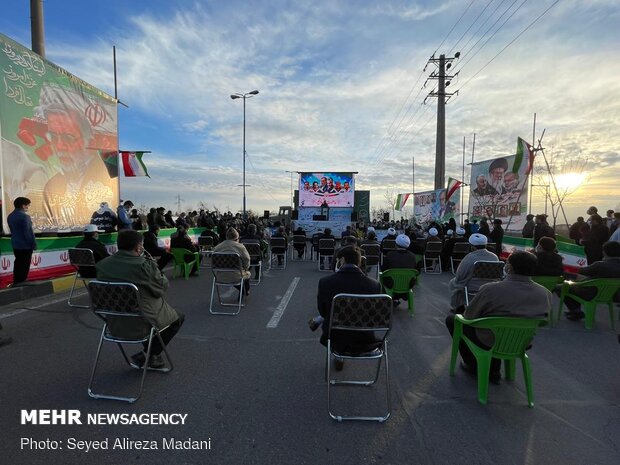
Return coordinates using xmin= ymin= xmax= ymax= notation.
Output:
xmin=285 ymin=170 xmax=295 ymax=208
xmin=230 ymin=89 xmax=259 ymax=218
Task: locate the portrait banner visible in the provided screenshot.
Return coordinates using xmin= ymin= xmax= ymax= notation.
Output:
xmin=0 ymin=33 xmax=119 ymax=232
xmin=298 ymin=172 xmax=354 ymax=208
xmin=413 ymin=188 xmax=460 ymax=225
xmin=468 ymin=154 xmax=529 ymax=231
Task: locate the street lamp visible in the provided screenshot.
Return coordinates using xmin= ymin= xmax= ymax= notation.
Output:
xmin=230 ymin=89 xmax=259 ymax=218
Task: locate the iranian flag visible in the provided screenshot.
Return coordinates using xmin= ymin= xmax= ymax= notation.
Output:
xmin=513 ymin=137 xmax=535 ymax=174
xmin=121 ymin=151 xmax=150 ymax=177
xmin=395 ymin=193 xmax=412 ymax=211
xmin=446 ymin=177 xmax=462 ymax=201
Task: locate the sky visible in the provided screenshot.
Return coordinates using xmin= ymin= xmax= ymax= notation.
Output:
xmin=1 ymin=0 xmax=619 ymax=224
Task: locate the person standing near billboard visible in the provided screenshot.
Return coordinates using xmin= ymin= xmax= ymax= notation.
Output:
xmin=7 ymin=197 xmax=37 ymax=285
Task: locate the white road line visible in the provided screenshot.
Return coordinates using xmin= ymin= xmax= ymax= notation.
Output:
xmin=266 ymin=277 xmax=300 ymax=329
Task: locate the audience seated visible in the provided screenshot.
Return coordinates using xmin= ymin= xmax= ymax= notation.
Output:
xmin=143 ymin=225 xmax=173 ymax=271
xmin=445 ymin=251 xmax=550 ymax=384
xmin=381 ymin=234 xmax=419 ymax=305
xmin=448 ymin=233 xmax=499 ymax=311
xmin=213 ymin=227 xmax=251 ymax=296
xmin=170 ymin=226 xmax=198 ymax=276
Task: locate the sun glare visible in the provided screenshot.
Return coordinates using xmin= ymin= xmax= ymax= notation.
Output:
xmin=554 ymin=172 xmax=586 ymax=190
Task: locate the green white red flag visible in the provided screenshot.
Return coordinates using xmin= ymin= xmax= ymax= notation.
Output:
xmin=395 ymin=193 xmax=412 ymax=211
xmin=121 ymin=151 xmax=150 ymax=177
xmin=446 ymin=177 xmax=462 ymax=201
xmin=513 ymin=137 xmax=535 ymax=174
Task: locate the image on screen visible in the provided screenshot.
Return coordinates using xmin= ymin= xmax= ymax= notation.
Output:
xmin=298 ymin=172 xmax=354 ymax=207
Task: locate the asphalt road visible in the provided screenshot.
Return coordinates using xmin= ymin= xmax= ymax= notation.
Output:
xmin=1 ymin=253 xmax=619 ymax=465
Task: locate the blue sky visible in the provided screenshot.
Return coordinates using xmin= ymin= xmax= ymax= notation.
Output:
xmin=1 ymin=0 xmax=619 ymax=222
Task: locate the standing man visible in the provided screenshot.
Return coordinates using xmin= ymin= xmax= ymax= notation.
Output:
xmin=7 ymin=197 xmax=37 ymax=286
xmin=96 ymin=230 xmax=184 ymax=368
xmin=117 ymin=200 xmax=134 ymax=230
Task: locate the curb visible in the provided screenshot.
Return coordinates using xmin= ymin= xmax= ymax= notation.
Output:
xmin=0 ymin=274 xmax=79 ymax=307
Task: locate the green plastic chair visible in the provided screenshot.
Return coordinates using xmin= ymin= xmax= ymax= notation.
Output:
xmin=170 ymin=248 xmax=200 ymax=280
xmin=558 ymin=278 xmax=620 ymax=330
xmin=531 ymin=275 xmax=565 ymax=324
xmin=449 ymin=315 xmax=548 ymax=407
xmin=379 ymin=269 xmax=419 ymax=316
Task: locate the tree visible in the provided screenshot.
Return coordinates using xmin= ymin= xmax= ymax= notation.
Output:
xmin=383 ymin=189 xmax=397 ymax=221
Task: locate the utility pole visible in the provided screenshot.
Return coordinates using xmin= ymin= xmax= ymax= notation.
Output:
xmin=424 ymin=52 xmax=460 ymax=190
xmin=30 ymin=0 xmax=45 ymax=57
xmin=174 ymin=193 xmax=184 ymax=214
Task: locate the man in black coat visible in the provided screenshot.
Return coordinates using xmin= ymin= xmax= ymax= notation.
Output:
xmin=74 ymin=224 xmax=110 ymax=278
xmin=533 ymin=214 xmax=555 ymax=246
xmin=143 ymin=225 xmax=173 ymax=271
xmin=317 ymin=246 xmax=382 ymax=357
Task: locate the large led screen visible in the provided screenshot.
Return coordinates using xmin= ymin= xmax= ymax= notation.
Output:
xmin=298 ymin=172 xmax=354 ymax=207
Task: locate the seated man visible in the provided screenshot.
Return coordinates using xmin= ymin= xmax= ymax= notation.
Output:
xmin=381 ymin=234 xmax=419 ymax=305
xmin=291 ymin=226 xmax=307 ymax=259
xmin=448 ymin=233 xmax=499 ymax=311
xmin=213 ymin=227 xmax=251 ymax=296
xmin=316 ymin=246 xmax=382 ymax=369
xmin=143 ymin=224 xmax=173 ymax=271
xmin=270 ymin=226 xmax=288 ymax=265
xmin=557 ymin=241 xmax=620 ymax=321
xmin=170 ymin=226 xmax=198 ymax=276
xmin=532 ymin=236 xmax=564 ymax=276
xmin=333 ymin=235 xmax=360 ymax=271
xmin=240 ymin=223 xmax=265 ymax=280
xmin=445 ymin=251 xmax=550 ymax=383
xmin=199 ymin=218 xmax=220 ymax=247
xmin=96 ymin=230 xmax=184 ymax=369
xmin=74 ymin=224 xmax=110 ymax=278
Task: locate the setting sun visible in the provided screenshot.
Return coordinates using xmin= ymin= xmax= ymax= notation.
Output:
xmin=554 ymin=172 xmax=587 ymax=190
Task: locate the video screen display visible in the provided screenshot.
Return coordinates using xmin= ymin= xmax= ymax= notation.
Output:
xmin=298 ymin=172 xmax=354 ymax=207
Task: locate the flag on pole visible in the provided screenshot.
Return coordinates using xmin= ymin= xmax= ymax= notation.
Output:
xmin=395 ymin=193 xmax=412 ymax=211
xmin=513 ymin=137 xmax=535 ymax=174
xmin=121 ymin=151 xmax=150 ymax=177
xmin=446 ymin=177 xmax=462 ymax=201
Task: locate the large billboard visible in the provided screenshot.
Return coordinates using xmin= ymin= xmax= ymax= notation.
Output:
xmin=413 ymin=188 xmax=460 ymax=225
xmin=468 ymin=154 xmax=529 ymax=231
xmin=298 ymin=172 xmax=354 ymax=207
xmin=0 ymin=33 xmax=119 ymax=232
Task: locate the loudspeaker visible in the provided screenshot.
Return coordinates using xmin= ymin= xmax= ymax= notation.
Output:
xmin=351 ymin=211 xmax=358 ymax=221
xmin=291 ymin=210 xmax=299 ymax=220
xmin=263 ymin=210 xmax=270 ymax=219
xmin=383 ymin=212 xmax=390 ymax=222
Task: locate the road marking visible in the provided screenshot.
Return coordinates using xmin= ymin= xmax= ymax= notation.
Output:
xmin=0 ymin=292 xmax=78 ymax=319
xmin=266 ymin=277 xmax=300 ymax=329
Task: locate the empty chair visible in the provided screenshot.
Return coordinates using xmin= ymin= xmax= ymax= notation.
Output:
xmin=209 ymin=252 xmax=247 ymax=315
xmin=423 ymin=241 xmax=443 ymax=274
xmin=87 ymin=280 xmax=173 ymax=403
xmin=318 ymin=238 xmax=336 ymax=271
xmin=269 ymin=237 xmax=287 ymax=269
xmin=326 ymin=293 xmax=393 ymax=422
xmin=361 ymin=244 xmax=381 ymax=279
xmin=68 ymin=248 xmax=97 ymax=308
xmin=292 ymin=235 xmax=308 ymax=260
xmin=449 ymin=315 xmax=547 ymax=407
xmin=198 ymin=236 xmax=214 ymax=268
xmin=242 ymin=242 xmax=262 ymax=285
xmin=450 ymin=242 xmax=472 ymax=275
xmin=464 ymin=261 xmax=505 ymax=305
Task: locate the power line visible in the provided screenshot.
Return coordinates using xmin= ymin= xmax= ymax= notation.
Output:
xmin=448 ymin=0 xmax=495 ymax=55
xmin=433 ymin=0 xmax=475 ymax=55
xmin=244 ymin=151 xmax=283 ymax=204
xmin=456 ymin=0 xmax=510 ymax=57
xmin=456 ymin=0 xmax=561 ymax=92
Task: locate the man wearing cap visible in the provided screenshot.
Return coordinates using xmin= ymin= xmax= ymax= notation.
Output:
xmin=212 ymin=227 xmax=251 ymax=296
xmin=74 ymin=224 xmax=110 ymax=278
xmin=448 ymin=233 xmax=499 ymax=310
xmin=117 ymin=200 xmax=134 ymax=230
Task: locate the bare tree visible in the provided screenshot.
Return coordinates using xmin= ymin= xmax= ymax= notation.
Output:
xmin=383 ymin=189 xmax=397 ymax=221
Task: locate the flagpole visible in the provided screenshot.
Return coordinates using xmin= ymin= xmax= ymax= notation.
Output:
xmin=412 ymin=156 xmax=415 ymax=221
xmin=461 ymin=136 xmax=465 ymax=223
xmin=467 ymin=132 xmax=476 ymax=221
xmin=529 ymin=113 xmax=536 ymax=214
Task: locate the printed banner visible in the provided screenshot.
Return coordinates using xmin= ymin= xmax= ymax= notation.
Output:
xmin=469 ymin=153 xmax=529 ymax=231
xmin=298 ymin=172 xmax=354 ymax=207
xmin=413 ymin=188 xmax=460 ymax=225
xmin=0 ymin=33 xmax=119 ymax=232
